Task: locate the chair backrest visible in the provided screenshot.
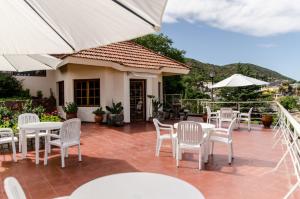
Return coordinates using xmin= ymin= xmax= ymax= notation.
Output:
xmin=177 ymin=121 xmax=203 ymax=145
xmin=206 ymin=106 xmax=212 ymax=116
xmin=248 ymin=107 xmax=254 ymax=117
xmin=4 ymin=177 xmax=26 ymax=199
xmin=228 ymin=118 xmax=237 ymax=140
xmin=60 ymin=118 xmax=81 ymax=143
xmin=220 ymin=108 xmax=234 ymax=120
xmin=18 ymin=113 xmax=40 ymax=126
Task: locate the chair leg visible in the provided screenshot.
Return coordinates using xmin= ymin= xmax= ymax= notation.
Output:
xmin=210 ymin=141 xmax=214 ymax=155
xmin=228 ymin=144 xmax=232 ymax=164
xmin=78 ymin=144 xmax=82 ymax=162
xmin=18 ymin=134 xmax=22 ymax=153
xmin=44 ymin=143 xmax=48 ymax=165
xmin=171 ymin=138 xmax=176 ymax=158
xmin=11 ymin=141 xmax=17 ymax=162
xmin=155 ymin=139 xmax=160 ymax=157
xmin=198 ymin=148 xmax=202 ymax=170
xmin=176 ymin=144 xmax=179 ymax=167
xmin=65 ymin=147 xmax=69 ymax=158
xmin=231 ymin=143 xmax=234 ymax=159
xmin=248 ymin=120 xmax=251 ymax=131
xmin=60 ymin=148 xmax=65 ymax=168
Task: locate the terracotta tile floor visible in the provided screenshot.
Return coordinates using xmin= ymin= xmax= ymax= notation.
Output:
xmin=1 ymin=120 xmax=300 ymax=199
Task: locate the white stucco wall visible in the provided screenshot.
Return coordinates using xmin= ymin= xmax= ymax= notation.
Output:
xmin=15 ymin=71 xmax=56 ymax=98
xmin=16 ymin=64 xmax=164 ymax=123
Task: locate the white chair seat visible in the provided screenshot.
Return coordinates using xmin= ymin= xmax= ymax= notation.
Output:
xmin=0 ymin=137 xmax=18 ymax=145
xmin=178 ymin=143 xmax=202 ymax=149
xmin=210 ymin=135 xmax=231 ymax=144
xmin=160 ymin=133 xmax=177 ymax=140
xmin=24 ymin=132 xmax=47 ymax=138
xmin=49 ymin=139 xmax=80 ymax=148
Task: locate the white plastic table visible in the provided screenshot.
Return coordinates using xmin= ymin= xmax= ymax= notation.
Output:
xmin=19 ymin=122 xmax=63 ymax=164
xmin=174 ymin=122 xmax=215 ymax=163
xmin=70 ymin=172 xmax=205 ymax=199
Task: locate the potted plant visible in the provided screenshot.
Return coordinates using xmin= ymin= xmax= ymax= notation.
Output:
xmin=261 ymin=114 xmax=273 ymax=128
xmin=106 ymin=101 xmax=124 ymax=126
xmin=152 ymin=99 xmax=163 ymax=119
xmin=92 ymin=106 xmax=106 ymax=124
xmin=63 ymin=102 xmax=78 ymax=119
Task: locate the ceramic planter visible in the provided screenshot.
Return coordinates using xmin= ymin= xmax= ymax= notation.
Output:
xmin=66 ymin=112 xmax=77 ymax=120
xmin=94 ymin=114 xmax=103 ymax=124
xmin=261 ymin=115 xmax=273 ymax=128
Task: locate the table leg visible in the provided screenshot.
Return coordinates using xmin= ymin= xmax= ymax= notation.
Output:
xmin=21 ymin=129 xmax=27 ymax=159
xmin=35 ymin=131 xmax=39 ymax=165
xmin=44 ymin=130 xmax=49 ymax=165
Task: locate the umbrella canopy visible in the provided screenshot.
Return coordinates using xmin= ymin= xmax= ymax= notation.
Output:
xmin=0 ymin=54 xmax=61 ymax=72
xmin=211 ymin=74 xmax=269 ymax=88
xmin=0 ymin=0 xmax=167 ymax=55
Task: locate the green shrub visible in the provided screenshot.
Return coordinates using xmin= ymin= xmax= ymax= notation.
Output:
xmin=63 ymin=102 xmax=78 ymax=113
xmin=40 ymin=113 xmax=61 ymax=122
xmin=280 ymin=96 xmax=299 ymax=111
xmin=106 ymin=101 xmax=123 ymax=114
xmin=0 ymin=73 xmax=24 ymax=98
xmin=22 ymin=100 xmax=45 ymax=116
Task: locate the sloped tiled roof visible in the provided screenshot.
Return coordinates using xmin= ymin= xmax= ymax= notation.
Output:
xmin=61 ymin=41 xmax=189 ymax=70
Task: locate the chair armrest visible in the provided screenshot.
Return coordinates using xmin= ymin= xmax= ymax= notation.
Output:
xmin=159 ymin=123 xmax=173 ymax=128
xmin=239 ymin=113 xmax=249 ymax=117
xmin=0 ymin=128 xmax=14 ymax=137
xmin=214 ymin=128 xmax=228 ymax=133
xmin=49 ymin=133 xmax=60 ymax=139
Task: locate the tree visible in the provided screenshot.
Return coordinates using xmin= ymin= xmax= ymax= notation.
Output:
xmin=134 ymin=33 xmax=186 ymax=63
xmin=0 ymin=73 xmax=24 ymax=98
xmin=134 ymin=34 xmax=186 ymax=94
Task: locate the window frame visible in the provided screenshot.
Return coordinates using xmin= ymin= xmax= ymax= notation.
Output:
xmin=74 ymin=79 xmax=100 ymax=107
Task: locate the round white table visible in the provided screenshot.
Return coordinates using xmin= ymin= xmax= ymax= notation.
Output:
xmin=19 ymin=122 xmax=63 ymax=164
xmin=70 ymin=172 xmax=205 ymax=199
xmin=174 ymin=122 xmax=215 ymax=163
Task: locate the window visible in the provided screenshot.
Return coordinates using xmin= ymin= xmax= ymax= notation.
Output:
xmin=57 ymin=81 xmax=64 ymax=106
xmin=74 ymin=79 xmax=100 ymax=106
xmin=12 ymin=70 xmax=46 ymax=77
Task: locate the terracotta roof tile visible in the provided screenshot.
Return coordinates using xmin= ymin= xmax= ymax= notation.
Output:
xmin=61 ymin=41 xmax=189 ymax=70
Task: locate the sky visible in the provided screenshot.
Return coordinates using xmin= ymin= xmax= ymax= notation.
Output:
xmin=160 ymin=0 xmax=300 ymax=80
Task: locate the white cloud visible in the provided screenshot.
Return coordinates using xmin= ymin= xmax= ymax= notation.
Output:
xmin=163 ymin=0 xmax=300 ymax=36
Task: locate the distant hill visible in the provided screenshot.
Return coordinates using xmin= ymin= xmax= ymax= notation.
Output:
xmin=185 ymin=58 xmax=294 ymax=82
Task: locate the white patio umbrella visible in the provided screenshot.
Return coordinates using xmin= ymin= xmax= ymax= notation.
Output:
xmin=0 ymin=54 xmax=61 ymax=72
xmin=0 ymin=0 xmax=167 ymax=55
xmin=211 ymin=74 xmax=269 ymax=88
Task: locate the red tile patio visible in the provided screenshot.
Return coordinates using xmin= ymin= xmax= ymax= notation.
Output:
xmin=1 ymin=120 xmax=300 ymax=199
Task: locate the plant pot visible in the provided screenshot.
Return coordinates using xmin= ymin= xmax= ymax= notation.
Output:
xmin=94 ymin=114 xmax=103 ymax=124
xmin=261 ymin=115 xmax=273 ymax=128
xmin=66 ymin=112 xmax=77 ymax=120
xmin=107 ymin=113 xmax=124 ymax=126
xmin=202 ymin=114 xmax=208 ymax=123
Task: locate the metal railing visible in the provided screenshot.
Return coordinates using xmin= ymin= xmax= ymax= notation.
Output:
xmin=272 ymin=102 xmax=300 ymax=199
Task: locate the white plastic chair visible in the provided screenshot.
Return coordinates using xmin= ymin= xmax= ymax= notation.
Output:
xmin=210 ymin=118 xmax=237 ymax=164
xmin=238 ymin=107 xmax=253 ymax=131
xmin=176 ymin=121 xmax=204 ymax=170
xmin=153 ymin=118 xmax=176 ymax=157
xmin=0 ymin=128 xmax=18 ymax=162
xmin=206 ymin=106 xmax=219 ymax=126
xmin=18 ymin=113 xmax=47 ymax=152
xmin=219 ymin=108 xmax=234 ymax=128
xmin=4 ymin=177 xmax=26 ymax=199
xmin=44 ymin=118 xmax=82 ymax=168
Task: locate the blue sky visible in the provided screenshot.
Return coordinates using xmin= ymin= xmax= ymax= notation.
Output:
xmin=161 ymin=0 xmax=300 ymax=80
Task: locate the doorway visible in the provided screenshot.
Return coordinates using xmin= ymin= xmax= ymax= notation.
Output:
xmin=130 ymin=79 xmax=146 ymax=122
